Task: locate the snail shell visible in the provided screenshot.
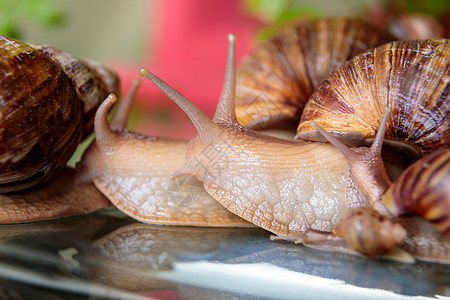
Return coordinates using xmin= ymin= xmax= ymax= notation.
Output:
xmin=302 ymin=39 xmax=450 ymax=236
xmin=0 ymin=35 xmax=119 ymax=193
xmin=383 ymin=148 xmax=450 ymax=236
xmin=296 ymin=39 xmax=450 ymax=156
xmin=234 ymin=17 xmax=395 ymax=130
xmin=30 ymin=44 xmax=120 ymax=137
xmin=334 ymin=207 xmax=407 ymax=257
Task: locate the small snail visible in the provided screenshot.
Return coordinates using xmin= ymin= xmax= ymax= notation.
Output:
xmin=78 ymin=77 xmax=252 ymax=227
xmin=234 ymin=17 xmax=395 ymax=130
xmin=138 ymin=34 xmax=449 ymax=261
xmin=0 ymin=35 xmax=119 ymax=194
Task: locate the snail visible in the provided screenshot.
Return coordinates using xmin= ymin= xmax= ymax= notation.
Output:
xmin=0 ymin=35 xmax=119 ymax=194
xmin=234 ymin=17 xmax=395 ymax=130
xmin=0 ymin=35 xmax=119 ymax=223
xmin=138 ymin=34 xmax=449 ymax=261
xmin=78 ymin=75 xmax=252 ymax=227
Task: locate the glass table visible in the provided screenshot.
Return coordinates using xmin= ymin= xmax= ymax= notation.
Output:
xmin=0 ymin=209 xmax=448 ymax=300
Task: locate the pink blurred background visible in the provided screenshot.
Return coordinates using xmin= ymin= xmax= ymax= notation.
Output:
xmin=113 ymin=0 xmax=261 ymax=139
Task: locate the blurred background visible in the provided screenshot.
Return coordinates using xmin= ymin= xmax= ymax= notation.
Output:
xmin=2 ymin=0 xmax=450 ymax=139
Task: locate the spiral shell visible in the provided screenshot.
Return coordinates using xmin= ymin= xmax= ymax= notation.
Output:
xmin=31 ymin=44 xmax=119 ymax=136
xmin=296 ymin=39 xmax=450 ymax=155
xmin=383 ymin=149 xmax=450 ymax=236
xmin=234 ymin=17 xmax=395 ymax=129
xmin=0 ymin=35 xmax=119 ymax=193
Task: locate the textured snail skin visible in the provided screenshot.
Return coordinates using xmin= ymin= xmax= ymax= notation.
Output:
xmin=78 ymin=86 xmax=252 ymax=227
xmin=234 ymin=17 xmax=395 ymax=130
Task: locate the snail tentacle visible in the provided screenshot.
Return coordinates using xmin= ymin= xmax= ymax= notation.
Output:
xmin=213 ymin=33 xmax=237 ymax=125
xmin=311 ymin=108 xmax=393 ymax=214
xmin=93 ymin=94 xmax=119 ymax=153
xmin=110 ymin=78 xmax=140 ymax=129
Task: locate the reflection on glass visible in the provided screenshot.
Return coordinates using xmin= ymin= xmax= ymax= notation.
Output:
xmin=0 ymin=211 xmax=448 ymax=299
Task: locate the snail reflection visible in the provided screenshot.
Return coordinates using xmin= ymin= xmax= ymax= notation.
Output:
xmin=84 ymin=221 xmax=449 ymax=297
xmin=84 ymin=223 xmax=267 ymax=291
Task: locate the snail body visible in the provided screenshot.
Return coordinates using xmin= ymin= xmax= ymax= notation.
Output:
xmin=139 ymin=34 xmax=449 ymax=261
xmin=139 ymin=35 xmax=362 ymax=235
xmin=235 ymin=17 xmax=395 ymax=130
xmin=78 ymin=81 xmax=252 ymax=227
xmin=0 ymin=35 xmax=119 ymax=194
xmin=0 ymin=167 xmax=111 ymax=223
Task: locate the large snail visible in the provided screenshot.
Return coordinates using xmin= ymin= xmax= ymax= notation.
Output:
xmin=0 ymin=35 xmax=118 ymax=222
xmin=135 ymin=31 xmax=449 ymax=261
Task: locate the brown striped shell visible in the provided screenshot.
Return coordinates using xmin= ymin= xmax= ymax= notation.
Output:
xmin=296 ymin=39 xmax=450 ymax=156
xmin=0 ymin=35 xmax=119 ymax=193
xmin=234 ymin=17 xmax=395 ymax=130
xmin=383 ymin=149 xmax=450 ymax=236
xmin=30 ymin=45 xmax=119 ymax=137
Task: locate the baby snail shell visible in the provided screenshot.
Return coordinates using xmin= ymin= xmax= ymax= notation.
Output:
xmin=0 ymin=35 xmax=119 ymax=194
xmin=234 ymin=17 xmax=395 ymax=130
xmin=140 ymin=34 xmax=449 ymax=262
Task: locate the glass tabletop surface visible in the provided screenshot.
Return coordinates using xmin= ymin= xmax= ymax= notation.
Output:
xmin=0 ymin=209 xmax=449 ymax=300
